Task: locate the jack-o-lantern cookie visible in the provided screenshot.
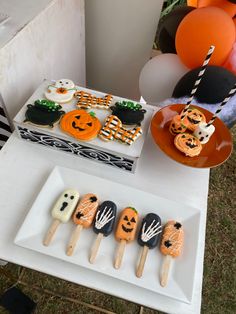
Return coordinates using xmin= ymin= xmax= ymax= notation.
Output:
xmin=174 ymin=133 xmax=202 ymax=157
xmin=45 ymin=79 xmax=76 ymax=103
xmin=110 ymin=101 xmax=146 ymax=126
xmin=180 ymin=107 xmax=206 ymax=131
xmin=60 ymin=109 xmax=101 ymax=141
xmin=24 ymin=99 xmax=65 ymax=128
xmin=169 ymin=115 xmax=189 ymax=135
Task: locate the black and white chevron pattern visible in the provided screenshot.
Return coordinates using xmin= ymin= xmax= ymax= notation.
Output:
xmin=0 ymin=106 xmax=12 ymax=149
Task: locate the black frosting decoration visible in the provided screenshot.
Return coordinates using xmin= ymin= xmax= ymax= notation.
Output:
xmin=93 ymin=200 xmax=117 ymax=237
xmin=137 ymin=213 xmax=162 ymax=249
xmin=110 ymin=101 xmax=146 ymax=126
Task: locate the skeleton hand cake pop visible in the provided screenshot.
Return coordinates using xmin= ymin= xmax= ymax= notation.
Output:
xmin=45 ymin=79 xmax=76 ymax=103
xmin=193 ymin=122 xmax=215 ymax=144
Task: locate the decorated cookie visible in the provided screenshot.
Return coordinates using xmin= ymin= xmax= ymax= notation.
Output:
xmin=110 ymin=101 xmax=146 ymax=126
xmin=60 ymin=109 xmax=101 ymax=141
xmin=74 ymin=90 xmax=113 ymax=110
xmin=169 ymin=114 xmax=190 ymax=135
xmin=99 ymin=115 xmax=142 ymax=145
xmin=180 ymin=107 xmax=206 ymax=131
xmin=174 ymin=133 xmax=202 ymax=157
xmin=45 ymin=79 xmax=76 ymax=103
xmin=24 ymin=99 xmax=65 ymax=128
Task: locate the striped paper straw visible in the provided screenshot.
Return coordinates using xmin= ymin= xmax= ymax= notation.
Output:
xmin=206 ymin=83 xmax=236 ymax=127
xmin=181 ymin=45 xmax=215 ymax=119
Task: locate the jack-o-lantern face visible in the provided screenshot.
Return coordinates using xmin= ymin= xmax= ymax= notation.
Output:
xmin=115 ymin=207 xmax=139 ymax=242
xmin=60 ymin=109 xmax=101 ymax=141
xmin=174 ymin=133 xmax=202 ymax=157
xmin=180 ymin=108 xmax=206 ymax=131
xmin=169 ymin=115 xmax=189 ymax=135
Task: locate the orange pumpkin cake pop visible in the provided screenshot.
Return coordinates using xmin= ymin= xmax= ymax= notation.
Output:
xmin=114 ymin=207 xmax=139 ymax=269
xmin=60 ymin=109 xmax=101 ymax=141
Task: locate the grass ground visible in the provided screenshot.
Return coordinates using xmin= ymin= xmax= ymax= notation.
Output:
xmin=0 ymin=125 xmax=235 ymax=313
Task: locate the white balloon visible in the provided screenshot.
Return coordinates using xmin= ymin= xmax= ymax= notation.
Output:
xmin=139 ymin=53 xmax=188 ymax=105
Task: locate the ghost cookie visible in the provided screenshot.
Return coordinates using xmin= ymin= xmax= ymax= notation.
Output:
xmin=45 ymin=79 xmax=76 ymax=103
xmin=60 ymin=109 xmax=101 ymax=141
xmin=24 ymin=99 xmax=65 ymax=128
xmin=180 ymin=107 xmax=206 ymax=131
xmin=174 ymin=133 xmax=202 ymax=157
xmin=193 ymin=122 xmax=215 ymax=144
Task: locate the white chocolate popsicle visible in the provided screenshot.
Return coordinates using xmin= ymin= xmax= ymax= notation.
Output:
xmin=43 ymin=189 xmax=80 ymax=246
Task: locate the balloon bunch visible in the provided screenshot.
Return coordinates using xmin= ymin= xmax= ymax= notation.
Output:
xmin=139 ymin=1 xmax=236 ymax=106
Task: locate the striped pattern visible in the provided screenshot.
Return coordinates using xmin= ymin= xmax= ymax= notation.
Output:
xmin=206 ymin=83 xmax=236 ymax=127
xmin=181 ymin=45 xmax=215 ymax=118
xmin=0 ymin=106 xmax=12 ymax=149
xmin=74 ymin=91 xmax=113 ymax=109
xmin=99 ymin=115 xmax=142 ymax=145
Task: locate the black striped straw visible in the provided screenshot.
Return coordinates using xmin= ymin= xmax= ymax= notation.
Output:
xmin=206 ymin=83 xmax=236 ymax=127
xmin=181 ymin=45 xmax=215 ymax=119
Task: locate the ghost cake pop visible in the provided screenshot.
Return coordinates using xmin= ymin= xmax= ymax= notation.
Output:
xmin=45 ymin=79 xmax=76 ymax=103
xmin=193 ymin=122 xmax=215 ymax=144
xmin=43 ymin=189 xmax=80 ymax=246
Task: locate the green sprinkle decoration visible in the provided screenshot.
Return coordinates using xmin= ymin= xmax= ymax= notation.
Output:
xmin=35 ymin=99 xmax=62 ymax=112
xmin=116 ymin=101 xmax=142 ymax=111
xmin=89 ymin=111 xmax=96 ymax=117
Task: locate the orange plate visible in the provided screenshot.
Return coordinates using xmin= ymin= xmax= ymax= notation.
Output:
xmin=150 ymin=104 xmax=233 ymax=168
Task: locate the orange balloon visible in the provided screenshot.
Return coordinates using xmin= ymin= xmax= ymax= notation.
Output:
xmin=176 ymin=7 xmax=235 ymax=69
xmin=198 ymin=0 xmax=236 ymax=17
xmin=187 ymin=0 xmax=198 ymax=7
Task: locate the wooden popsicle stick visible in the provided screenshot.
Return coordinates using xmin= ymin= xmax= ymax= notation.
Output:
xmin=160 ymin=255 xmax=172 ymax=287
xmin=43 ymin=219 xmax=61 ymax=246
xmin=136 ymin=245 xmax=149 ymax=278
xmin=66 ymin=224 xmax=83 ymax=256
xmin=89 ymin=233 xmax=104 ymax=264
xmin=114 ymin=239 xmax=126 ymax=269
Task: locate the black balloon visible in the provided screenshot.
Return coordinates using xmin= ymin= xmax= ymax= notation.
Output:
xmin=156 ymin=5 xmax=195 ymax=53
xmin=227 ymin=0 xmax=236 ymax=3
xmin=172 ymin=66 xmax=236 ymax=104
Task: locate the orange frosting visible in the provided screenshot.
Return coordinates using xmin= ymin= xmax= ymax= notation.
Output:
xmin=169 ymin=115 xmax=189 ymax=135
xmin=60 ymin=109 xmax=101 ymax=141
xmin=160 ymin=221 xmax=184 ymax=258
xmin=115 ymin=207 xmax=139 ymax=242
xmin=73 ymin=193 xmax=99 ymax=228
xmin=174 ymin=133 xmax=202 ymax=157
xmin=180 ymin=108 xmax=206 ymax=131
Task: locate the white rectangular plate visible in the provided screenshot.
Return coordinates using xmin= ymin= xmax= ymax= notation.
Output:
xmin=14 ymin=166 xmax=201 ymax=304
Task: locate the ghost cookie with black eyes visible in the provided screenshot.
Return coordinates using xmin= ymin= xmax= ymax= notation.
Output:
xmin=43 ymin=189 xmax=80 ymax=246
xmin=174 ymin=133 xmax=202 ymax=157
xmin=160 ymin=220 xmax=184 ymax=287
xmin=45 ymin=79 xmax=76 ymax=103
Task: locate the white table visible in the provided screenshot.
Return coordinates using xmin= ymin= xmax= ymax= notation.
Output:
xmin=0 ymin=131 xmax=209 ymax=314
